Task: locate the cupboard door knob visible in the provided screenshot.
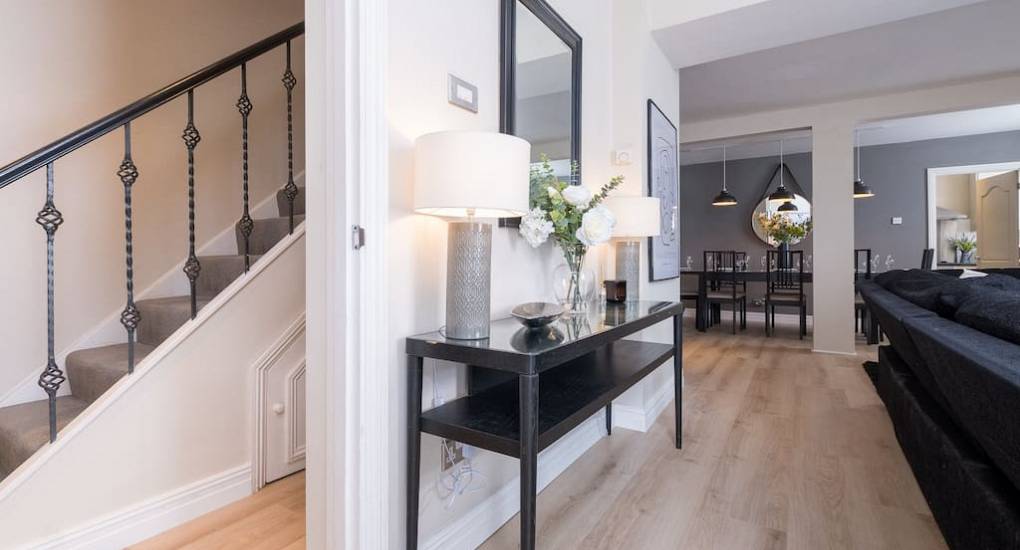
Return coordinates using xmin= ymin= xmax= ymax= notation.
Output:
xmin=273 ymin=403 xmax=285 ymax=415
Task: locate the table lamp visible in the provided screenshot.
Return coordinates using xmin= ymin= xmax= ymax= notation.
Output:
xmin=414 ymin=131 xmax=530 ymax=339
xmin=604 ymin=196 xmax=661 ymax=301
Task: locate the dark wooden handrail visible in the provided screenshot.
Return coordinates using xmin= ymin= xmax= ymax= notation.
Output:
xmin=0 ymin=22 xmax=304 ymax=189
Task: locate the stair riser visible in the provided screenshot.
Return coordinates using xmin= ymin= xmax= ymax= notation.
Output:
xmin=195 ymin=255 xmax=257 ymax=297
xmin=137 ymin=302 xmax=193 ymax=347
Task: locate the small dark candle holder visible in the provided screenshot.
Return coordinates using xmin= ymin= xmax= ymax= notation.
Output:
xmin=604 ymin=279 xmax=627 ymax=303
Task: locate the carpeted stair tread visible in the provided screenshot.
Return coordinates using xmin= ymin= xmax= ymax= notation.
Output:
xmin=136 ymin=295 xmax=212 ymax=347
xmin=196 ymin=254 xmax=263 ymax=297
xmin=0 ymin=396 xmax=90 ymax=481
xmin=67 ymin=343 xmax=156 ymax=404
xmin=236 ymin=216 xmax=305 ymax=256
xmin=276 ymin=187 xmax=305 ymax=217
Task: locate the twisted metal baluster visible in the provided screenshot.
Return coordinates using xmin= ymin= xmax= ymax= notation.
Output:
xmin=182 ymin=90 xmax=202 ymax=319
xmin=236 ymin=63 xmax=254 ymax=271
xmin=118 ymin=123 xmax=141 ymax=373
xmin=282 ymin=40 xmax=299 ymax=233
xmin=36 ymin=162 xmax=65 ymax=443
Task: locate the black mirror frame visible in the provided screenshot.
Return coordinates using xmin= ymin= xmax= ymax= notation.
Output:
xmin=498 ymin=0 xmax=582 ymax=228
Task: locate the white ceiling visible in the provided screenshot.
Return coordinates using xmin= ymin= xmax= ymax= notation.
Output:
xmin=667 ymin=0 xmax=1020 ymax=122
xmin=680 ymin=104 xmax=1020 ymax=164
xmin=649 ymin=0 xmax=983 ymax=69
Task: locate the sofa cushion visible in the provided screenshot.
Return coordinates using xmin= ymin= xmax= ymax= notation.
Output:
xmin=876 ymin=269 xmax=954 ymax=311
xmin=903 ymin=315 xmax=1020 ymax=493
xmin=937 ymin=274 xmax=1020 ymax=318
xmin=955 ymin=290 xmax=1020 ymax=346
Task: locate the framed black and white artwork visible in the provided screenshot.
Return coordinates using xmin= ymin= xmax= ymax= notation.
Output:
xmin=646 ymin=99 xmax=679 ymax=281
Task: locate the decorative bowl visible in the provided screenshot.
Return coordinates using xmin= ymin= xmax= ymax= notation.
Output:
xmin=511 ymin=302 xmax=564 ymax=328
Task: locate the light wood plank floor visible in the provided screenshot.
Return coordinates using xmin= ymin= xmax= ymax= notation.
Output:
xmin=131 ymin=471 xmax=305 ymax=550
xmin=134 ymin=319 xmax=945 ymax=549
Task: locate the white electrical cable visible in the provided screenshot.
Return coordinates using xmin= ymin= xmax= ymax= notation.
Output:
xmin=431 ymin=363 xmax=486 ymax=510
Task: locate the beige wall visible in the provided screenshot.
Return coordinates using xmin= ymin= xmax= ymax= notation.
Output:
xmin=0 ymin=0 xmax=304 ymax=399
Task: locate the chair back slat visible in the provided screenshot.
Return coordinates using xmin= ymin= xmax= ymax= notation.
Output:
xmin=767 ymin=249 xmax=804 ymax=296
xmin=854 ymin=248 xmax=872 ymax=281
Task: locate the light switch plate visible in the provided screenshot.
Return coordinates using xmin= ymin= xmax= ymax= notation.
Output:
xmin=448 ymin=74 xmax=478 ymax=113
xmin=891 ymin=217 xmax=903 ymax=225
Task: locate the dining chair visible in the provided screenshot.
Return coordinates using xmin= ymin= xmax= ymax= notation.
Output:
xmin=766 ymin=249 xmax=806 ymax=339
xmin=854 ymin=248 xmax=872 ymax=335
xmin=703 ymin=250 xmax=747 ymax=334
xmin=921 ymin=248 xmax=934 ymax=270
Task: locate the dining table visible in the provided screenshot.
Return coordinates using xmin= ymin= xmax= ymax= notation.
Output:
xmin=681 ymin=268 xmax=814 ymax=332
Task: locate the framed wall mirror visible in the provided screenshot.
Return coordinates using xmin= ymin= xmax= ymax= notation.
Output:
xmin=499 ymin=0 xmax=582 ymax=226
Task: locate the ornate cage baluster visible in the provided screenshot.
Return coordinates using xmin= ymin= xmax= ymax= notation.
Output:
xmin=182 ymin=90 xmax=202 ymax=319
xmin=118 ymin=123 xmax=141 ymax=373
xmin=282 ymin=40 xmax=299 ymax=233
xmin=37 ymin=162 xmax=65 ymax=442
xmin=237 ymin=63 xmax=254 ymax=271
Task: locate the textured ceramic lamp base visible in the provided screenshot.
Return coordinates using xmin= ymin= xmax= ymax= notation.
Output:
xmin=446 ymin=221 xmax=492 ymax=339
xmin=616 ymin=241 xmax=640 ymax=301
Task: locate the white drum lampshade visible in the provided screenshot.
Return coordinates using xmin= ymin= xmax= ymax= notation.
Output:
xmin=414 ymin=131 xmax=530 ymax=219
xmin=604 ymin=196 xmax=662 ymax=301
xmin=413 ymin=131 xmax=531 ymax=339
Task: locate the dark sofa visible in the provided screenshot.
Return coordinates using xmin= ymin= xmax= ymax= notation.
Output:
xmin=859 ymin=269 xmax=1020 ymax=549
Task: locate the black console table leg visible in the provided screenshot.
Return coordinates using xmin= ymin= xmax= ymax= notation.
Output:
xmin=605 ymin=403 xmax=612 ymax=435
xmin=673 ymin=314 xmax=683 ymax=449
xmin=519 ymin=373 xmax=539 ymax=550
xmin=407 ymin=355 xmax=423 ymax=550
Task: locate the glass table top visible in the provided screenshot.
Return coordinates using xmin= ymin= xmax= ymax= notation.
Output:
xmin=407 ymin=300 xmax=680 ymax=356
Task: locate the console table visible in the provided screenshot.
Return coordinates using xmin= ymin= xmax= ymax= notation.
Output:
xmin=405 ymin=301 xmax=683 ymax=550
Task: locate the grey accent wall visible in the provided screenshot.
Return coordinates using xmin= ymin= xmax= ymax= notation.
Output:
xmin=853 ymin=130 xmax=1020 ymax=268
xmin=679 ymin=152 xmax=813 ymax=313
xmin=681 ymin=130 xmax=1020 ymax=269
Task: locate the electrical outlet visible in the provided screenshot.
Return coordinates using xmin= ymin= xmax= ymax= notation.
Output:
xmin=441 ymin=439 xmax=464 ymax=471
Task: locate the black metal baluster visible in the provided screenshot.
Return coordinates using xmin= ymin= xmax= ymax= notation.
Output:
xmin=36 ymin=162 xmax=65 ymax=443
xmin=118 ymin=123 xmax=141 ymax=373
xmin=282 ymin=40 xmax=298 ymax=233
xmin=236 ymin=63 xmax=254 ymax=271
xmin=182 ymin=90 xmax=202 ymax=319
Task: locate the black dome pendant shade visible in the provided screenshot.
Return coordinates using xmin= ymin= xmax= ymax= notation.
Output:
xmin=853 ymin=130 xmax=875 ymax=199
xmin=712 ymin=145 xmax=738 ymax=206
xmin=768 ymin=139 xmax=795 ymax=203
xmin=853 ymin=178 xmax=874 ymax=198
xmin=777 ymin=200 xmax=798 ymax=212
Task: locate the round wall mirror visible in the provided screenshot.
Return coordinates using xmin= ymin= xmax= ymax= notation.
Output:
xmin=751 ymin=194 xmax=812 ymax=245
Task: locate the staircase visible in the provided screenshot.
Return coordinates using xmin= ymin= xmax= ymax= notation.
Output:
xmin=0 ymin=23 xmax=305 ymax=486
xmin=0 ymin=188 xmax=304 ymax=482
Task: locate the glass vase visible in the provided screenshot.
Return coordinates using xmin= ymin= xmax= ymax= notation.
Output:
xmin=553 ymin=245 xmax=594 ymax=315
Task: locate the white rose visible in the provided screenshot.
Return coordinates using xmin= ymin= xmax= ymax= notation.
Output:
xmin=575 ymin=205 xmax=616 ymax=247
xmin=561 ymin=185 xmax=593 ymax=207
xmin=519 ymin=207 xmax=554 ymax=248
xmin=546 ymin=186 xmax=560 ymax=199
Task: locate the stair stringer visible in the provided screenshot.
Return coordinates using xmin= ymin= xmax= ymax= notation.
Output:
xmin=0 ymin=172 xmax=305 ymax=408
xmin=0 ymin=226 xmax=305 ymax=549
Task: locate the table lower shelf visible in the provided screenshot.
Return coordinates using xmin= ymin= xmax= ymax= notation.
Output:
xmin=420 ymin=339 xmax=674 ymax=458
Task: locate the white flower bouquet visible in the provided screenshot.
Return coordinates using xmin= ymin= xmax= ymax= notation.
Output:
xmin=519 ymin=156 xmax=624 ymax=311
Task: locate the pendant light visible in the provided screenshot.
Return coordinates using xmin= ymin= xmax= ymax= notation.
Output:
xmin=777 ymin=200 xmax=798 ymax=213
xmin=768 ymin=139 xmax=795 ymax=204
xmin=853 ymin=129 xmax=875 ymax=199
xmin=712 ymin=145 xmax=738 ymax=206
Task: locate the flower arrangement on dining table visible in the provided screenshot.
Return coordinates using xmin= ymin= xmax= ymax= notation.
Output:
xmin=757 ymin=212 xmax=813 ymax=245
xmin=518 ymin=156 xmax=624 ymax=311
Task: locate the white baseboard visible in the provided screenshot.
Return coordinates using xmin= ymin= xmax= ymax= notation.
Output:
xmin=422 ymin=415 xmax=606 ymax=550
xmin=612 ymin=376 xmax=675 ymax=433
xmin=0 ymin=173 xmax=304 ymax=408
xmin=28 ymin=464 xmax=252 ymax=550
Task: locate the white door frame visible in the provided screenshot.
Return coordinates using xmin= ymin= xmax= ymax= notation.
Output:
xmin=926 ymin=161 xmax=1020 ymax=253
xmin=305 ymin=0 xmax=390 ymax=548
